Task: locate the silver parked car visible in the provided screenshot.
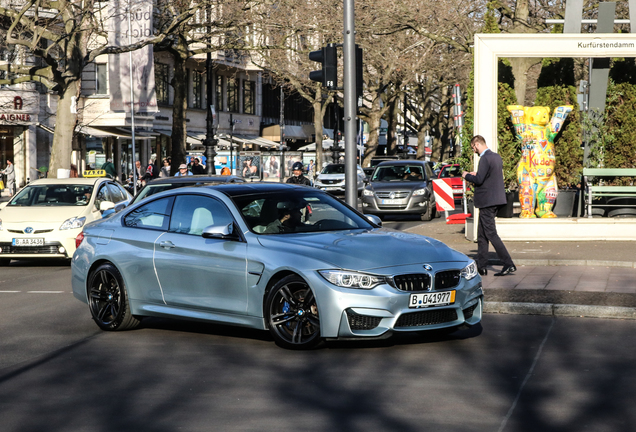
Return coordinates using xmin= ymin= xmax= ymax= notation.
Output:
xmin=72 ymin=183 xmax=482 ymax=349
xmin=314 ymin=163 xmax=366 ymax=195
xmin=361 ymin=160 xmax=437 ymax=221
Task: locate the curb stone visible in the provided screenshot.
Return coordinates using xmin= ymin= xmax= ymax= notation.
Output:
xmin=488 ymin=259 xmax=636 ymax=268
xmin=485 ymin=301 xmax=636 ymax=320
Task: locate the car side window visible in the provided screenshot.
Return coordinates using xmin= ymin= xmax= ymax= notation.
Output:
xmin=123 ymin=197 xmax=173 ymax=230
xmin=106 ymin=183 xmax=125 ymax=203
xmin=95 ymin=184 xmax=110 ymax=208
xmin=169 ymin=195 xmax=234 ymax=236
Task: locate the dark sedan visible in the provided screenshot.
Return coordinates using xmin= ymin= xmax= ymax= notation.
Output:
xmin=361 ymin=160 xmax=437 ymax=221
xmin=131 ymin=175 xmax=245 ymax=204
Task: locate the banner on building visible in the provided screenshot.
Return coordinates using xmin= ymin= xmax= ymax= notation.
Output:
xmin=108 ymin=0 xmax=158 ymax=113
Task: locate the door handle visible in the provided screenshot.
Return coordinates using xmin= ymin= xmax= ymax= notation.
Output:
xmin=159 ymin=241 xmax=176 ymax=249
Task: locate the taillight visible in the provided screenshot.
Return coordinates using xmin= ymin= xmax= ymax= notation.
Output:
xmin=75 ymin=231 xmax=85 ymax=248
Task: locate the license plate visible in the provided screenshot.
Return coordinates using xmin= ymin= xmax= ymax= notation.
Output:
xmin=381 ymin=199 xmax=401 ymax=204
xmin=12 ymin=238 xmax=44 ymax=246
xmin=409 ymin=290 xmax=456 ymax=308
xmin=325 ymin=187 xmax=340 ymax=191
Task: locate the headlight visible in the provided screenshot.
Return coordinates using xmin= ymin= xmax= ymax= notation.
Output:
xmin=319 ymin=270 xmax=387 ymax=289
xmin=60 ymin=217 xmax=86 ymax=230
xmin=461 ymin=260 xmax=478 ymax=280
xmin=412 ymin=188 xmax=427 ymax=196
xmin=363 ymin=189 xmax=374 ymax=197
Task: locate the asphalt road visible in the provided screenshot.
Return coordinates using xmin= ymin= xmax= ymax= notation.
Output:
xmin=1 ymin=262 xmax=636 ymax=432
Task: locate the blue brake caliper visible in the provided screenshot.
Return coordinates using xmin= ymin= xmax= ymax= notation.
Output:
xmin=282 ymin=301 xmax=291 ymax=328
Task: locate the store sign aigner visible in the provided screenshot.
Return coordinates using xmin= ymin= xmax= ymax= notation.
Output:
xmin=0 ymin=92 xmax=38 ymax=122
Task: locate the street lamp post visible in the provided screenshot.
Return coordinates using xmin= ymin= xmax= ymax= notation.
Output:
xmin=203 ymin=31 xmax=217 ymax=174
xmin=279 ymin=85 xmax=285 ymax=182
xmin=229 ymin=113 xmax=235 ymax=174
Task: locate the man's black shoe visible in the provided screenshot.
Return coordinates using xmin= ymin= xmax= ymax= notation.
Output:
xmin=478 ymin=267 xmax=487 ymax=276
xmin=494 ymin=265 xmax=517 ymax=276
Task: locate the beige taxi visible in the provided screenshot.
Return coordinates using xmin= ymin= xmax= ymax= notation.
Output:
xmin=0 ymin=171 xmax=132 ymax=265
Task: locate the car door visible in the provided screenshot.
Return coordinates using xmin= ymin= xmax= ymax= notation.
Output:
xmin=153 ymin=194 xmax=248 ymax=314
xmin=118 ymin=196 xmax=174 ymax=304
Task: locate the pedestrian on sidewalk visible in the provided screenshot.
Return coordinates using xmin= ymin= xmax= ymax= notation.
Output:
xmin=462 ymin=135 xmax=516 ymax=276
xmin=1 ymin=160 xmax=15 ymax=196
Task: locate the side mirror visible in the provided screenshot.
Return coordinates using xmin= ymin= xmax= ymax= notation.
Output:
xmin=99 ymin=201 xmax=115 ymax=213
xmin=202 ymin=223 xmax=239 ymax=240
xmin=365 ymin=214 xmax=382 ymax=227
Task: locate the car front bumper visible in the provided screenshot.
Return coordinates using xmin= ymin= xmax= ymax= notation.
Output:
xmin=0 ymin=228 xmax=79 ymax=260
xmin=361 ymin=193 xmax=432 ymax=215
xmin=305 ymin=266 xmax=483 ymax=339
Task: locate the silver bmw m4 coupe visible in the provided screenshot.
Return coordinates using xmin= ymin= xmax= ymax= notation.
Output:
xmin=72 ymin=183 xmax=483 ymax=349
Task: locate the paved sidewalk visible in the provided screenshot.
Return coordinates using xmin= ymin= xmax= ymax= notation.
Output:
xmin=407 ymin=219 xmax=636 ymax=320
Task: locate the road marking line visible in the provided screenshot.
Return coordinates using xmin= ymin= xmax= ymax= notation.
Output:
xmin=498 ymin=317 xmax=555 ymax=432
xmin=27 ymin=291 xmax=66 ymax=294
xmin=0 ymin=290 xmax=21 ymax=293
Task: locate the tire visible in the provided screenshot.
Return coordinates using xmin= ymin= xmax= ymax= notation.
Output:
xmin=421 ymin=198 xmax=434 ymax=221
xmin=265 ymin=275 xmax=321 ymax=350
xmin=87 ymin=262 xmax=141 ymax=331
xmin=0 ymin=258 xmax=11 ymax=266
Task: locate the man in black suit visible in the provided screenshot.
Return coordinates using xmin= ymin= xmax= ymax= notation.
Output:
xmin=462 ymin=135 xmax=516 ymax=276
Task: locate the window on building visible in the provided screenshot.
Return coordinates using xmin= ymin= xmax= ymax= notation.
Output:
xmin=191 ymin=70 xmax=202 ymax=109
xmin=96 ymin=64 xmax=108 ymax=94
xmin=215 ymin=74 xmax=224 ymax=111
xmin=155 ymin=63 xmax=170 ymax=105
xmin=227 ymin=77 xmax=239 ymax=113
xmin=243 ymin=80 xmax=255 ymax=115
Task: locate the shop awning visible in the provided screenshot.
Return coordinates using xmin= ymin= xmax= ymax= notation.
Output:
xmin=78 ymin=126 xmax=155 ymax=139
xmin=37 ymin=124 xmax=55 ymax=135
xmin=262 ymin=124 xmax=311 ymax=141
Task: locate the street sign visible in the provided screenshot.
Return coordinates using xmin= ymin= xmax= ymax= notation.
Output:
xmin=433 ymin=178 xmax=455 ymax=211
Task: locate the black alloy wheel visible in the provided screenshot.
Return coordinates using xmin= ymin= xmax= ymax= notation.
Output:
xmin=266 ymin=275 xmax=321 ymax=349
xmin=88 ymin=262 xmax=141 ymax=331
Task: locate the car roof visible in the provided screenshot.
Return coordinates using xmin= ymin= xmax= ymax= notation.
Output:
xmin=143 ymin=175 xmax=244 ymax=185
xmin=197 ymin=182 xmax=309 ymax=198
xmin=375 ymin=160 xmax=428 ymax=167
xmin=25 ymin=177 xmax=106 ymax=185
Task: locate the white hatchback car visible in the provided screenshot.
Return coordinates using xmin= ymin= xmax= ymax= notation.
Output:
xmin=0 ymin=173 xmax=132 ymax=265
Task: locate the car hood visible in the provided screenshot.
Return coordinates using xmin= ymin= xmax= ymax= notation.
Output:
xmin=256 ymin=228 xmax=467 ymax=271
xmin=368 ymin=181 xmax=428 ymax=191
xmin=0 ymin=206 xmax=91 ymax=223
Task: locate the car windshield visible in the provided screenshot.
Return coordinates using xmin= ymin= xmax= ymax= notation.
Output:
xmin=440 ymin=166 xmax=461 ymax=178
xmin=8 ymin=184 xmax=94 ymax=206
xmin=233 ymin=189 xmax=375 ymax=234
xmin=371 ymin=165 xmax=425 ymax=182
xmin=320 ymin=164 xmax=345 ymax=174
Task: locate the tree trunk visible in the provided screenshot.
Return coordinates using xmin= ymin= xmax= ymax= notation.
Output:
xmin=170 ymin=55 xmax=188 ymax=175
xmin=509 ymin=57 xmax=539 ymax=105
xmin=386 ymin=96 xmax=398 ymax=155
xmin=49 ymin=80 xmax=79 ymax=178
xmin=361 ymin=97 xmax=383 ymax=167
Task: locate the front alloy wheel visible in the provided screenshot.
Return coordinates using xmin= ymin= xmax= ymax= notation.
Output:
xmin=88 ymin=262 xmax=141 ymax=331
xmin=266 ymin=275 xmax=321 ymax=349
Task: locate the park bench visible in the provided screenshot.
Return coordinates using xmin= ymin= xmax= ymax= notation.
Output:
xmin=582 ymin=168 xmax=636 ymax=218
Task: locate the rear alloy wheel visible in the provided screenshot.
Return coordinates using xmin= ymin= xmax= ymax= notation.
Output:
xmin=87 ymin=262 xmax=141 ymax=331
xmin=266 ymin=275 xmax=321 ymax=350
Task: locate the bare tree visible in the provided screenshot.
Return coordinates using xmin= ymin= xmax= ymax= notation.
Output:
xmin=0 ymin=0 xmax=193 ymax=177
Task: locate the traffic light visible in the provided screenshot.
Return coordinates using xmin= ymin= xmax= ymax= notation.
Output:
xmin=309 ymin=44 xmax=337 ymax=89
